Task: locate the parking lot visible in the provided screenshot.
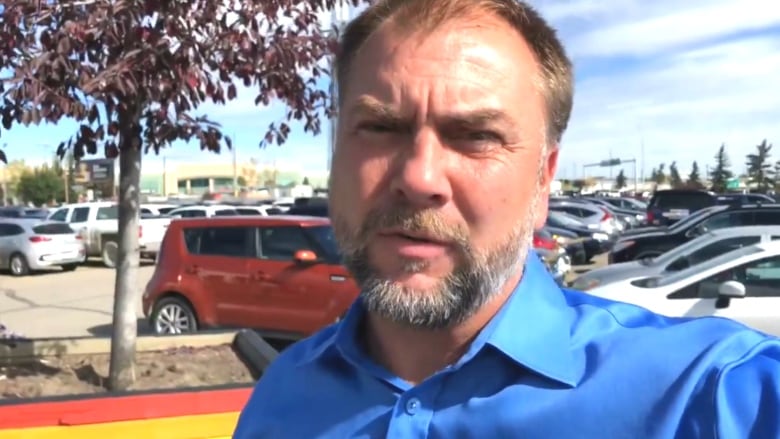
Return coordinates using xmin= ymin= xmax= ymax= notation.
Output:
xmin=0 ymin=255 xmax=607 ymax=339
xmin=0 ymin=263 xmax=155 ymax=338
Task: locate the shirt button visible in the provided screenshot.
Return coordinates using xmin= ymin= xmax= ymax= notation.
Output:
xmin=405 ymin=397 xmax=421 ymax=416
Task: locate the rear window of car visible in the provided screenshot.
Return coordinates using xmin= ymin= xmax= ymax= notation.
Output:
xmin=213 ymin=209 xmax=238 ymax=216
xmin=33 ymin=223 xmax=74 ymax=235
xmin=649 ymin=191 xmax=715 ymax=210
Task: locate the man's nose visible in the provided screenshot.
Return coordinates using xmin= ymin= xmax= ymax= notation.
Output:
xmin=389 ymin=130 xmax=453 ymax=208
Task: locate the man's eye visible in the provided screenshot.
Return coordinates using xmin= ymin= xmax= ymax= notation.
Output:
xmin=357 ymin=122 xmax=398 ymax=133
xmin=466 ymin=131 xmax=501 ymax=142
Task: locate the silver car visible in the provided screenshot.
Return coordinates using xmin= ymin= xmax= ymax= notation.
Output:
xmin=0 ymin=219 xmax=86 ymax=276
xmin=549 ymin=200 xmax=621 ymax=235
xmin=571 ymin=225 xmax=780 ymax=291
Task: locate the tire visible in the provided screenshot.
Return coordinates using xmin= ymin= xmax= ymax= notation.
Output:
xmin=9 ymin=253 xmax=29 ymax=277
xmin=101 ymin=241 xmax=118 ymax=268
xmin=150 ymin=296 xmax=198 ymax=335
xmin=62 ymin=263 xmax=78 ymax=272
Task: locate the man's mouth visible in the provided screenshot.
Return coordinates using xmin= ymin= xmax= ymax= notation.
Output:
xmin=381 ymin=230 xmax=448 ymax=245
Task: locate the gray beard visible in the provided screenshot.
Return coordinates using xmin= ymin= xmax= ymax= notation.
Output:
xmin=342 ymin=226 xmax=532 ymax=329
xmin=333 ymin=180 xmax=542 ymax=330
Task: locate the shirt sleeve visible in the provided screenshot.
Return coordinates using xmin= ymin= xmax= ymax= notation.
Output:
xmin=713 ymin=339 xmax=780 ymax=438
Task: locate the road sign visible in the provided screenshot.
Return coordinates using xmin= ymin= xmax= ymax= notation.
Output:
xmin=726 ymin=178 xmax=740 ymax=189
xmin=599 ymin=159 xmax=621 ymax=167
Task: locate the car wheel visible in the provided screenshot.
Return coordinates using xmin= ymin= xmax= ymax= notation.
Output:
xmin=9 ymin=253 xmax=29 ymax=277
xmin=150 ymin=296 xmax=198 ymax=335
xmin=61 ymin=263 xmax=78 ymax=272
xmin=101 ymin=241 xmax=118 ymax=268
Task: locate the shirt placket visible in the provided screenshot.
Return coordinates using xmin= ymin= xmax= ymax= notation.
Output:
xmin=386 ymin=375 xmax=445 ymax=438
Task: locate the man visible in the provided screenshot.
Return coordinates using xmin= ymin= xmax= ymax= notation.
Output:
xmin=234 ymin=0 xmax=780 ymax=437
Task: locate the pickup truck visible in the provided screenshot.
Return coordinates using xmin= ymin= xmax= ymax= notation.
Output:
xmin=47 ymin=202 xmax=172 ymax=268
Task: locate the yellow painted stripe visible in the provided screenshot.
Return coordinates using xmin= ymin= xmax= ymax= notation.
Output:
xmin=0 ymin=412 xmax=239 ymax=439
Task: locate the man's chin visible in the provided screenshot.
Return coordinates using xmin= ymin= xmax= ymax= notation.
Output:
xmin=379 ymin=270 xmax=446 ymax=292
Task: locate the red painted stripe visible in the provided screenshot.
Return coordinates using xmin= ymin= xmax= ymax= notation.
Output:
xmin=0 ymin=387 xmax=253 ymax=429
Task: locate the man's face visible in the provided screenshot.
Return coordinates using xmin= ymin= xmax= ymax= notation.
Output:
xmin=329 ymin=13 xmax=559 ymax=329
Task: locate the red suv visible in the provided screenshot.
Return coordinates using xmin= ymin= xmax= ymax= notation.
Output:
xmin=142 ymin=216 xmax=359 ymax=336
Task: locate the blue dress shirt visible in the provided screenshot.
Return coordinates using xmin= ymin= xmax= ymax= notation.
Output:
xmin=233 ymin=251 xmax=780 ymax=438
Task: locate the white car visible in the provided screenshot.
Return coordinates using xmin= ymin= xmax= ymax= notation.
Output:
xmin=586 ymin=240 xmax=780 ymax=336
xmin=166 ymin=204 xmax=238 ymax=218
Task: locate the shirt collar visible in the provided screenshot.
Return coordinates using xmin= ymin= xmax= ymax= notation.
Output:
xmin=298 ymin=250 xmax=582 ymax=387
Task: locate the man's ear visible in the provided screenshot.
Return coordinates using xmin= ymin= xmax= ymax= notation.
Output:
xmin=534 ymin=145 xmax=559 ymax=230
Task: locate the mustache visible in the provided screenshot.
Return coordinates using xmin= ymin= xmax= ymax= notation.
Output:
xmin=357 ymin=206 xmax=470 ymax=250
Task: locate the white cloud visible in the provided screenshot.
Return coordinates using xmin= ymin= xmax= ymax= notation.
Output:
xmin=190 ymin=1 xmax=780 ymax=180
xmin=526 ymin=0 xmax=780 ymax=179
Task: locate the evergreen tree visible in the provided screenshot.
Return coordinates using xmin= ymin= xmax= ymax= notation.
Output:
xmin=653 ymin=163 xmax=667 ymax=185
xmin=687 ymin=161 xmax=704 ymax=189
xmin=710 ymin=144 xmax=733 ymax=192
xmin=668 ymin=161 xmax=683 ymax=188
xmin=746 ymin=139 xmax=774 ymax=192
xmin=614 ymin=169 xmax=627 ymax=189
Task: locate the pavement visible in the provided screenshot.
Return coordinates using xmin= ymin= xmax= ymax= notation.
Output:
xmin=0 ymin=262 xmax=155 ymax=338
xmin=0 ymin=254 xmax=608 ymax=339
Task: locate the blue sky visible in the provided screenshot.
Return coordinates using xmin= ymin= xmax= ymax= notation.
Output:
xmin=2 ymin=0 xmax=780 ymax=181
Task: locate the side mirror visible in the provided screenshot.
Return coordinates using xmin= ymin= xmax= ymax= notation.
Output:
xmin=293 ymin=249 xmax=318 ymax=264
xmin=718 ymin=280 xmax=746 ymax=298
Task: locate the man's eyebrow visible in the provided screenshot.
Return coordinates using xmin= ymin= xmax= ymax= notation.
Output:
xmin=439 ymin=109 xmax=515 ymax=129
xmin=348 ymin=96 xmax=405 ymax=123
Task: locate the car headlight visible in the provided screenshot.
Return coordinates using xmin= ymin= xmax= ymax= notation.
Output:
xmin=572 ymin=277 xmax=601 ymax=291
xmin=592 ymin=232 xmax=609 ymax=240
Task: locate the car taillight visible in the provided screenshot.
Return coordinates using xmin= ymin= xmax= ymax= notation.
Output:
xmin=600 ymin=208 xmax=612 ymax=221
xmin=75 ymin=234 xmax=82 ymax=240
xmin=139 ymin=226 xmax=143 ymax=238
xmin=29 ymin=236 xmax=51 ymax=243
xmin=533 ymin=234 xmax=557 ymax=250
xmin=646 ymin=211 xmax=654 ymax=222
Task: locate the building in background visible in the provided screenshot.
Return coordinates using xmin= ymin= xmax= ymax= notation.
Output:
xmin=140 ymin=161 xmax=328 ymax=196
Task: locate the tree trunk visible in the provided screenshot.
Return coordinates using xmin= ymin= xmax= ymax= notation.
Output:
xmin=108 ymin=111 xmax=143 ymax=391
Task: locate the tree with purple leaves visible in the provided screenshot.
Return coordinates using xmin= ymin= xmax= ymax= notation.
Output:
xmin=0 ymin=0 xmax=365 ymax=390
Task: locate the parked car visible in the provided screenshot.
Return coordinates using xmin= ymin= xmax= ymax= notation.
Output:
xmin=581 ymin=197 xmax=644 ymax=227
xmin=142 ymin=215 xmax=359 ymax=336
xmin=140 ymin=204 xmax=180 ymax=216
xmin=597 ymin=197 xmax=648 ymax=212
xmin=573 ymin=226 xmax=780 ymax=291
xmin=549 ymin=200 xmax=622 ymax=235
xmin=715 ymin=193 xmax=775 ymax=206
xmin=47 ymin=202 xmax=170 ymax=267
xmin=166 ymin=204 xmax=239 ymax=218
xmin=645 ymin=189 xmax=718 ymax=226
xmin=0 ymin=206 xmax=50 ymax=219
xmin=609 ymin=203 xmax=780 ymax=263
xmin=587 ymin=240 xmax=780 ymax=337
xmin=0 ymin=219 xmax=85 ymax=276
xmin=533 ymin=231 xmax=570 ymax=285
xmin=540 ymin=225 xmax=587 ymax=264
xmin=545 ymin=210 xmax=614 ymax=255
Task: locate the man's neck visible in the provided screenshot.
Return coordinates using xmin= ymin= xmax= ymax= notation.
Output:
xmin=363 ymin=271 xmax=522 ymax=385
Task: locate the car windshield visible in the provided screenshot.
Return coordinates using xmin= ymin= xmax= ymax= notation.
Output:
xmin=649 ymin=244 xmax=764 ymax=288
xmin=305 ymin=225 xmax=341 ymax=260
xmin=547 ymin=210 xmax=585 ymax=227
xmin=644 ymin=231 xmax=719 ymax=267
xmin=667 ymin=205 xmax=726 ymax=232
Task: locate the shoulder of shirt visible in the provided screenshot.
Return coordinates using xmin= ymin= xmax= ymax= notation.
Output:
xmin=266 ymin=322 xmax=340 ymax=371
xmin=559 ymin=287 xmax=778 ymax=362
